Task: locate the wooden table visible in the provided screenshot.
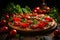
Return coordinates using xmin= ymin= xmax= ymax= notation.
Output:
xmin=0 ymin=24 xmax=60 ymax=40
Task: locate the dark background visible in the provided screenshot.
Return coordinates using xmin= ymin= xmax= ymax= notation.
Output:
xmin=0 ymin=0 xmax=60 ymax=18
xmin=0 ymin=0 xmax=60 ymax=13
xmin=0 ymin=0 xmax=60 ymax=9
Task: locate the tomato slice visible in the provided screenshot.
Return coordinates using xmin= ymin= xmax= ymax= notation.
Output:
xmin=38 ymin=21 xmax=48 ymax=29
xmin=19 ymin=22 xmax=29 ymax=28
xmin=13 ymin=17 xmax=20 ymax=21
xmin=45 ymin=17 xmax=53 ymax=22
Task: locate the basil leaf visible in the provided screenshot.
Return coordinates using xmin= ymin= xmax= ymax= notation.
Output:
xmin=16 ymin=4 xmax=23 ymax=13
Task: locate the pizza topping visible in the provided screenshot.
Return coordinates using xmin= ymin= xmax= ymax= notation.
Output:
xmin=11 ymin=13 xmax=54 ymax=30
xmin=27 ymin=20 xmax=33 ymax=25
xmin=38 ymin=21 xmax=48 ymax=29
xmin=31 ymin=24 xmax=39 ymax=29
xmin=45 ymin=17 xmax=53 ymax=22
xmin=19 ymin=22 xmax=29 ymax=28
xmin=33 ymin=19 xmax=38 ymax=24
xmin=13 ymin=21 xmax=20 ymax=26
xmin=13 ymin=17 xmax=20 ymax=21
xmin=38 ymin=21 xmax=45 ymax=29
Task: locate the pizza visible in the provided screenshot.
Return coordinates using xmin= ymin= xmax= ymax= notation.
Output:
xmin=8 ymin=13 xmax=57 ymax=32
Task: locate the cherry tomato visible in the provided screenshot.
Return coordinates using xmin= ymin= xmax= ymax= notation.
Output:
xmin=4 ymin=14 xmax=9 ymax=19
xmin=44 ymin=6 xmax=50 ymax=11
xmin=42 ymin=10 xmax=46 ymax=13
xmin=10 ymin=29 xmax=17 ymax=36
xmin=54 ymin=29 xmax=60 ymax=36
xmin=1 ymin=20 xmax=6 ymax=25
xmin=1 ymin=26 xmax=8 ymax=33
xmin=46 ymin=7 xmax=50 ymax=10
xmin=33 ymin=9 xmax=38 ymax=13
xmin=35 ymin=7 xmax=40 ymax=10
xmin=38 ymin=10 xmax=43 ymax=14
